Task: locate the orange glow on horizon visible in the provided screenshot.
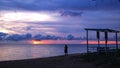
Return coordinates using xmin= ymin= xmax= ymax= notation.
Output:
xmin=81 ymin=40 xmax=120 ymax=45
xmin=30 ymin=40 xmax=120 ymax=45
xmin=31 ymin=40 xmax=43 ymax=44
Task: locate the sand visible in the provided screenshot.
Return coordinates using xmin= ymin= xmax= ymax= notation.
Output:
xmin=0 ymin=54 xmax=101 ymax=68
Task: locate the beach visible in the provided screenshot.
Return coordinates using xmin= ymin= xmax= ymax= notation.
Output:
xmin=0 ymin=54 xmax=99 ymax=68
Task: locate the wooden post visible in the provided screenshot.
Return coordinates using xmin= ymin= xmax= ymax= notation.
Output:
xmin=116 ymin=32 xmax=118 ymax=50
xmin=97 ymin=31 xmax=100 ymax=47
xmin=105 ymin=32 xmax=108 ymax=55
xmin=105 ymin=32 xmax=108 ymax=48
xmin=86 ymin=30 xmax=89 ymax=53
xmin=97 ymin=31 xmax=100 ymax=53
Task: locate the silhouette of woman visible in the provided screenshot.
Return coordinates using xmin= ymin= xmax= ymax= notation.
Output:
xmin=64 ymin=44 xmax=68 ymax=56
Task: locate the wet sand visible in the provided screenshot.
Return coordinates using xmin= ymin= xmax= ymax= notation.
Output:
xmin=0 ymin=54 xmax=100 ymax=68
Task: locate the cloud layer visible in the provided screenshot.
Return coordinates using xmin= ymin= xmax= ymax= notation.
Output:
xmin=0 ymin=0 xmax=120 ymax=39
xmin=0 ymin=0 xmax=120 ymax=11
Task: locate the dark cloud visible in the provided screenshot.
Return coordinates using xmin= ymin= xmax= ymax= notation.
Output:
xmin=0 ymin=0 xmax=120 ymax=11
xmin=67 ymin=34 xmax=74 ymax=40
xmin=6 ymin=33 xmax=32 ymax=41
xmin=25 ymin=26 xmax=32 ymax=30
xmin=0 ymin=32 xmax=119 ymax=41
xmin=0 ymin=0 xmax=120 ymax=39
xmin=0 ymin=32 xmax=77 ymax=41
xmin=60 ymin=10 xmax=83 ymax=17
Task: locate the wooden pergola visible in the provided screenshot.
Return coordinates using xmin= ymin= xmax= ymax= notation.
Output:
xmin=85 ymin=28 xmax=120 ymax=53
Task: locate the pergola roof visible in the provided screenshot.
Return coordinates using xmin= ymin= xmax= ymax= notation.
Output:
xmin=84 ymin=28 xmax=120 ymax=53
xmin=85 ymin=28 xmax=120 ymax=33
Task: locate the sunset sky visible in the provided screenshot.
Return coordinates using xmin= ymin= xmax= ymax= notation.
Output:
xmin=0 ymin=0 xmax=120 ymax=39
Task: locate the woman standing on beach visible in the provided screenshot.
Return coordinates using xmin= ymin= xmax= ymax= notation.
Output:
xmin=64 ymin=44 xmax=68 ymax=56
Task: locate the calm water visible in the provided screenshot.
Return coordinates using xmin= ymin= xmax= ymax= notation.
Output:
xmin=0 ymin=44 xmax=87 ymax=61
xmin=0 ymin=44 xmax=118 ymax=61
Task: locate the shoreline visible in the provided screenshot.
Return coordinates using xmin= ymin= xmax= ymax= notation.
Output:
xmin=1 ymin=52 xmax=120 ymax=68
xmin=0 ymin=53 xmax=99 ymax=68
xmin=0 ymin=53 xmax=85 ymax=62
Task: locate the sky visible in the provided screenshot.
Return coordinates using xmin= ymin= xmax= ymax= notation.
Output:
xmin=0 ymin=0 xmax=120 ymax=39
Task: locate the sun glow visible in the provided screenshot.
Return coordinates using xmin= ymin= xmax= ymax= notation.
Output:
xmin=0 ymin=29 xmax=9 ymax=33
xmin=0 ymin=27 xmax=15 ymax=33
xmin=32 ymin=40 xmax=43 ymax=45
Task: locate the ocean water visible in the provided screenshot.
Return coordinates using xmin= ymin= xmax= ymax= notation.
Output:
xmin=0 ymin=44 xmax=87 ymax=61
xmin=0 ymin=44 xmax=118 ymax=61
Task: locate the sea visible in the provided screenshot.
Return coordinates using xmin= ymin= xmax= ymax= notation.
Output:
xmin=0 ymin=44 xmax=118 ymax=61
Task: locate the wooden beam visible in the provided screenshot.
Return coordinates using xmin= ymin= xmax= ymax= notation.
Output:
xmin=85 ymin=28 xmax=120 ymax=33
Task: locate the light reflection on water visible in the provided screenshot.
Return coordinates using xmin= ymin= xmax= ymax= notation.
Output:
xmin=0 ymin=44 xmax=118 ymax=61
xmin=0 ymin=44 xmax=87 ymax=61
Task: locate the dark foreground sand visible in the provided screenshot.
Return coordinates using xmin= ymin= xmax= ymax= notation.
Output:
xmin=0 ymin=54 xmax=101 ymax=68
